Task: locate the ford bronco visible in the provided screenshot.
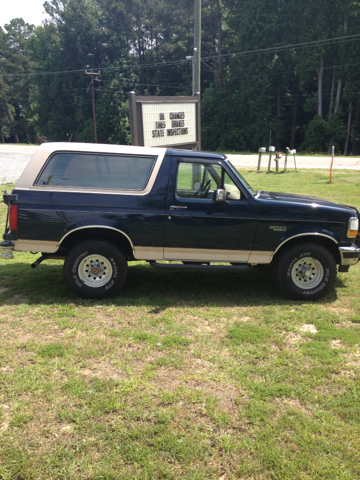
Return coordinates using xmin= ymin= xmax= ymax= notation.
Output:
xmin=1 ymin=142 xmax=359 ymax=300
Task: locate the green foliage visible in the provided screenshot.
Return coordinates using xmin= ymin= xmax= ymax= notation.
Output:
xmin=301 ymin=115 xmax=346 ymax=153
xmin=0 ymin=19 xmax=36 ymax=143
xmin=1 ymin=1 xmax=360 ymax=152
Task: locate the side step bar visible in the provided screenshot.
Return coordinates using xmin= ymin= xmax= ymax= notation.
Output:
xmin=149 ymin=261 xmax=249 ymax=271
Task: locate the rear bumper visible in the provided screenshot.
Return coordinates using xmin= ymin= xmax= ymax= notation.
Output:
xmin=339 ymin=245 xmax=360 ymax=266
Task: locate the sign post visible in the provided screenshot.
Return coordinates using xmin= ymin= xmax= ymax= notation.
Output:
xmin=268 ymin=146 xmax=275 ymax=171
xmin=330 ymin=146 xmax=335 ymax=183
xmin=257 ymin=147 xmax=266 ymax=171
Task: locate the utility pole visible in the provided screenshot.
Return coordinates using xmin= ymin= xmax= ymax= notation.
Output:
xmin=85 ymin=70 xmax=101 ymax=143
xmin=185 ymin=55 xmax=195 ymax=96
xmin=194 ymin=0 xmax=201 ymax=96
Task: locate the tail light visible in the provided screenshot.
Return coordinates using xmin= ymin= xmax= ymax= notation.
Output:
xmin=9 ymin=205 xmax=19 ymax=232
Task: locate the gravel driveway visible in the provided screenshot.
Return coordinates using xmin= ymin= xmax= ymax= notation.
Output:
xmin=0 ymin=151 xmax=34 ymax=183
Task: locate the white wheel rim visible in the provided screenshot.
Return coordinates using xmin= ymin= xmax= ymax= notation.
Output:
xmin=291 ymin=256 xmax=324 ymax=289
xmin=78 ymin=254 xmax=113 ymax=288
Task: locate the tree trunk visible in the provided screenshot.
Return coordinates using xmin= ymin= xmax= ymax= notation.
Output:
xmin=138 ymin=40 xmax=146 ymax=94
xmin=215 ymin=0 xmax=223 ymax=72
xmin=334 ymin=77 xmax=342 ymax=115
xmin=344 ymin=102 xmax=352 ymax=155
xmin=0 ymin=125 xmax=4 ymax=143
xmin=290 ymin=76 xmax=299 ymax=149
xmin=277 ymin=82 xmax=281 ymax=116
xmin=317 ymin=57 xmax=324 ymax=117
xmin=5 ymin=104 xmax=19 ymax=143
xmin=328 ymin=70 xmax=335 ymax=121
xmin=333 ymin=15 xmax=348 ymax=118
xmin=352 ymin=96 xmax=360 ymax=155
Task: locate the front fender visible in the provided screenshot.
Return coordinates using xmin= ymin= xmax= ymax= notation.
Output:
xmin=274 ymin=228 xmax=340 ymax=256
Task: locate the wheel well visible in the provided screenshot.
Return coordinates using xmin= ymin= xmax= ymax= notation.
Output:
xmin=58 ymin=228 xmax=134 ymax=260
xmin=273 ymin=236 xmax=340 ymax=264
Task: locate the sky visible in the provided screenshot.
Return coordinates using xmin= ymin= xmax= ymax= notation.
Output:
xmin=1 ymin=0 xmax=49 ymax=29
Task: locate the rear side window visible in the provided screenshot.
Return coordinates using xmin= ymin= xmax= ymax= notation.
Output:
xmin=35 ymin=153 xmax=156 ymax=190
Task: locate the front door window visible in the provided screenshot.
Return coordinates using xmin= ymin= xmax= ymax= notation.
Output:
xmin=176 ymin=162 xmax=242 ymax=201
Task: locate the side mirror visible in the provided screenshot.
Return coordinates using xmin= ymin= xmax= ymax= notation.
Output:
xmin=213 ymin=188 xmax=226 ymax=204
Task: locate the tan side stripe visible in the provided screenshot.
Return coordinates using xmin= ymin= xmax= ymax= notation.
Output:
xmin=13 ymin=240 xmax=59 ymax=253
xmin=248 ymin=251 xmax=274 ymax=264
xmin=12 ymin=240 xmax=273 ymax=265
xmin=133 ymin=246 xmax=164 ymax=260
xmin=164 ymin=247 xmax=251 ymax=263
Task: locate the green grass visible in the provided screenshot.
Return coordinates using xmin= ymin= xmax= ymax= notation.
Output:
xmin=0 ymin=170 xmax=359 ymax=479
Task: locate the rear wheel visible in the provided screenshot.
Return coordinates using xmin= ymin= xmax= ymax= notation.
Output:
xmin=273 ymin=242 xmax=336 ymax=300
xmin=64 ymin=240 xmax=128 ymax=299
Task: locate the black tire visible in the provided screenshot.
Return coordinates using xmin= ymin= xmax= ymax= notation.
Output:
xmin=273 ymin=242 xmax=336 ymax=300
xmin=63 ymin=240 xmax=128 ymax=299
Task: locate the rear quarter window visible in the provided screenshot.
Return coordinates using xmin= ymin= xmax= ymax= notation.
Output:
xmin=35 ymin=153 xmax=156 ymax=190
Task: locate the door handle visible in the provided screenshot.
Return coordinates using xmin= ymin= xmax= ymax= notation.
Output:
xmin=169 ymin=205 xmax=187 ymax=210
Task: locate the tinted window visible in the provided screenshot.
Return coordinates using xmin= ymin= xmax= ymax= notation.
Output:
xmin=35 ymin=153 xmax=156 ymax=190
xmin=176 ymin=161 xmax=242 ymax=200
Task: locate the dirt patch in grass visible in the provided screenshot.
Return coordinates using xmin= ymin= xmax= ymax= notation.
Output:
xmin=330 ymin=339 xmax=346 ymax=349
xmin=1 ymin=365 xmax=15 ymax=374
xmin=153 ymin=366 xmax=187 ymax=388
xmin=274 ymin=397 xmax=312 ymax=416
xmin=0 ymin=404 xmax=12 ymax=433
xmin=195 ymin=321 xmax=219 ymax=333
xmin=339 ymin=369 xmax=357 ymax=379
xmin=153 ymin=367 xmax=239 ymax=414
xmin=16 ymin=334 xmax=41 ymax=343
xmin=204 ymin=384 xmax=239 ymax=413
xmin=320 ymin=306 xmax=352 ymax=315
xmin=334 ymin=321 xmax=356 ymax=329
xmin=299 ymin=324 xmax=318 ymax=333
xmin=346 ymin=349 xmax=360 ymax=367
xmin=80 ymin=361 xmax=128 ymax=381
xmin=283 ymin=332 xmax=305 ymax=346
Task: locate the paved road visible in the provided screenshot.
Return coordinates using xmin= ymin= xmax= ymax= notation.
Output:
xmin=0 ymin=145 xmax=38 ymax=183
xmin=1 ymin=145 xmax=360 ymax=184
xmin=228 ymin=153 xmax=360 ymax=170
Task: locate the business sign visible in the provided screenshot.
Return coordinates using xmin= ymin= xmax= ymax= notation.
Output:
xmin=128 ymin=93 xmax=201 ymax=150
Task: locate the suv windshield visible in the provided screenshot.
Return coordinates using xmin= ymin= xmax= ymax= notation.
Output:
xmin=226 ymin=159 xmax=256 ymax=196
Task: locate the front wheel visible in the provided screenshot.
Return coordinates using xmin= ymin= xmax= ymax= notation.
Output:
xmin=273 ymin=243 xmax=337 ymax=300
xmin=63 ymin=240 xmax=128 ymax=299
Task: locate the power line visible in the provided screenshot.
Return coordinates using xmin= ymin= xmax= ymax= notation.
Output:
xmin=1 ymin=33 xmax=360 ymax=78
xmin=202 ymin=33 xmax=360 ymax=62
xmin=1 ymin=58 xmax=359 ymax=105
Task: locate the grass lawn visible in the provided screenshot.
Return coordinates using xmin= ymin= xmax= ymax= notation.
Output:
xmin=0 ymin=169 xmax=360 ymax=479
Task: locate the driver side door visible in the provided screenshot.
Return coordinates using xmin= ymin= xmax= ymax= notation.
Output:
xmin=164 ymin=156 xmax=257 ymax=262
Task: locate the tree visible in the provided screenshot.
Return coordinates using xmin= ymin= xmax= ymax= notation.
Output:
xmin=30 ymin=0 xmax=133 ymax=142
xmin=0 ymin=19 xmax=36 ymax=143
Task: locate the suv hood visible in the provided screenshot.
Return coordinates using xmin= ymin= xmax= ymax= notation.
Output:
xmin=258 ymin=191 xmax=359 ymax=215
